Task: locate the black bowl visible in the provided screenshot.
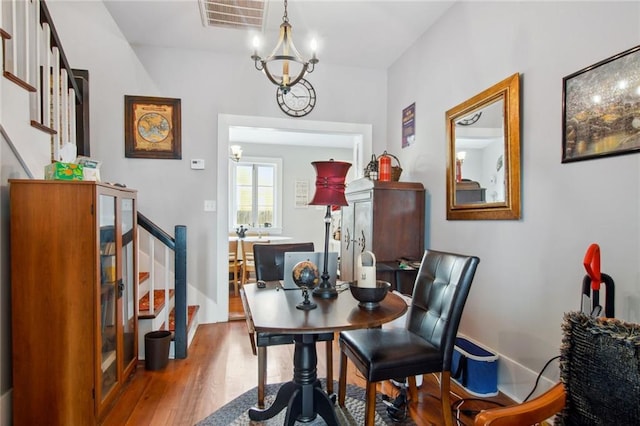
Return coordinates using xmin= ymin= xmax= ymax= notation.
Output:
xmin=349 ymin=281 xmax=391 ymax=310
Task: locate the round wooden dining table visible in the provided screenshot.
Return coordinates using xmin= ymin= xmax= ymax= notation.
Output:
xmin=241 ymin=282 xmax=408 ymax=425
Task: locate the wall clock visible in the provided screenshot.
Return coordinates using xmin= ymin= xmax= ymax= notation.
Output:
xmin=276 ymin=78 xmax=316 ymax=117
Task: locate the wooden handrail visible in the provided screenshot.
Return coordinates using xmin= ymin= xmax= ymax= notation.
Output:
xmin=138 ymin=212 xmax=176 ymax=249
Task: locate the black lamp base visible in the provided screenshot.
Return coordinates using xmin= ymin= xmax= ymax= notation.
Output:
xmin=313 ymin=205 xmax=339 ymax=300
xmin=312 ymin=279 xmax=338 ymax=299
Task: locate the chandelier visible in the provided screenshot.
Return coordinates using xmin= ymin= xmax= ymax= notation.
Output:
xmin=251 ymin=0 xmax=318 ymax=93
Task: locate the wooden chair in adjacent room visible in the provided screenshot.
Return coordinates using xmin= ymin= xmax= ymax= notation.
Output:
xmin=240 ymin=240 xmax=269 ymax=284
xmin=245 ymin=242 xmax=336 ymax=409
xmin=338 ymin=249 xmax=480 ymax=426
xmin=228 ymin=239 xmax=243 ymax=296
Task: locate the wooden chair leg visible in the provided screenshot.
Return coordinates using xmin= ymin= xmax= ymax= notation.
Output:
xmin=407 ymin=375 xmax=418 ymax=402
xmin=365 ymin=381 xmax=377 ymax=426
xmin=325 ymin=339 xmax=333 ymax=394
xmin=338 ymin=351 xmax=348 ymax=407
xmin=440 ymin=371 xmax=453 ymax=426
xmin=257 ymin=346 xmax=267 ymax=409
xmin=248 ymin=331 xmax=257 ymax=356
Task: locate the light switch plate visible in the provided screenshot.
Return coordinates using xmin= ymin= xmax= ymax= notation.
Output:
xmin=204 ymin=200 xmax=216 ymax=211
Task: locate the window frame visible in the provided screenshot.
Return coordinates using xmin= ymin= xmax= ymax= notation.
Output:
xmin=228 ymin=156 xmax=283 ymax=234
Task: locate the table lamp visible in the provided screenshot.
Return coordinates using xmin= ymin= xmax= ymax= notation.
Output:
xmin=309 ymin=159 xmax=351 ymax=299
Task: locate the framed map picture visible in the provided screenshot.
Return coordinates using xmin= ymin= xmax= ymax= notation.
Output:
xmin=124 ymin=95 xmax=182 ymax=159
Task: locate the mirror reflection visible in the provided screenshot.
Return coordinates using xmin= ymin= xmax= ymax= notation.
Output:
xmin=446 ymin=73 xmax=521 ymax=220
xmin=454 ymin=99 xmax=505 ymax=204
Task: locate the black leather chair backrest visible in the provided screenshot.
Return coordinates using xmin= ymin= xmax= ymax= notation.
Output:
xmin=253 ymin=242 xmax=315 ymax=281
xmin=407 ymin=249 xmax=480 ymax=371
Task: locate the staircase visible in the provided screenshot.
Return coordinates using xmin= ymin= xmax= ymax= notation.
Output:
xmin=0 ymin=0 xmax=197 ymax=359
xmin=137 ymin=216 xmax=198 ymax=359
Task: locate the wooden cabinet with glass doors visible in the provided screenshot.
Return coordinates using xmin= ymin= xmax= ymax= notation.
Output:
xmin=9 ymin=180 xmax=138 ymax=425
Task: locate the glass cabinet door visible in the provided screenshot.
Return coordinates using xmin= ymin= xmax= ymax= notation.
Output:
xmin=98 ymin=194 xmax=118 ymax=401
xmin=120 ymin=197 xmax=136 ymax=370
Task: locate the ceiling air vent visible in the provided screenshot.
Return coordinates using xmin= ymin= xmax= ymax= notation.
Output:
xmin=199 ymin=0 xmax=265 ymax=30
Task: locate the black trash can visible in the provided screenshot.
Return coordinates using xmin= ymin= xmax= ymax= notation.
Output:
xmin=144 ymin=330 xmax=172 ymax=371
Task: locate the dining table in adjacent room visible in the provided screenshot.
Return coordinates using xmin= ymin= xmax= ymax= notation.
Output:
xmin=240 ymin=281 xmax=408 ymax=424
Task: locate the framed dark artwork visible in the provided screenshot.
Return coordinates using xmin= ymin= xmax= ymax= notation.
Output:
xmin=562 ymin=45 xmax=640 ymax=163
xmin=402 ymin=103 xmax=415 ymax=148
xmin=124 ymin=95 xmax=182 ymax=159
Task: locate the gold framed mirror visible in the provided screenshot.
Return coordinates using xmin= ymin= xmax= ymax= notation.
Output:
xmin=446 ymin=73 xmax=521 ymax=220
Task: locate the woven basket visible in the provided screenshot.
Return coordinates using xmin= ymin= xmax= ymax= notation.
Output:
xmin=378 ymin=152 xmax=402 ymax=181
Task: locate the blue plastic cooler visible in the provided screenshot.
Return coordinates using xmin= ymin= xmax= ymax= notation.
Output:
xmin=451 ymin=336 xmax=499 ymax=397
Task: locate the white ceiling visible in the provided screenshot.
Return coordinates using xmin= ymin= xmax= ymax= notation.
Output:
xmin=103 ymin=0 xmax=455 ymax=70
xmin=102 ymin=0 xmax=456 ymax=147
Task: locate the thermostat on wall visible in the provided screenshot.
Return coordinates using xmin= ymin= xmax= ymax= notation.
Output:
xmin=191 ymin=159 xmax=205 ymax=170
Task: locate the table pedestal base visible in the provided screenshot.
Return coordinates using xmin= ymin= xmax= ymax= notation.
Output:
xmin=248 ymin=334 xmax=339 ymax=425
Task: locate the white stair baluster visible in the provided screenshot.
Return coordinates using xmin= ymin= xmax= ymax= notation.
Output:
xmin=42 ymin=22 xmax=51 ymax=129
xmin=30 ymin=0 xmax=41 ymax=122
xmin=68 ymin=87 xmax=76 ymax=146
xmin=51 ymin=45 xmax=60 ymax=160
xmin=60 ymin=67 xmax=68 ymax=146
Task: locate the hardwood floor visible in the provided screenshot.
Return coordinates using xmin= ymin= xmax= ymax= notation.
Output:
xmin=102 ymin=294 xmax=514 ymax=426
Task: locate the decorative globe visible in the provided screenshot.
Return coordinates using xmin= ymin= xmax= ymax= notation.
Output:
xmin=292 ymin=260 xmax=319 ymax=289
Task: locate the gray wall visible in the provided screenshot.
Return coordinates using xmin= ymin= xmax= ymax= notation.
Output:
xmin=387 ymin=1 xmax=640 ymax=399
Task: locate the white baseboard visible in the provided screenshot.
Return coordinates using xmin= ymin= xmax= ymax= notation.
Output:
xmin=0 ymin=389 xmax=12 ymax=426
xmin=456 ymin=333 xmax=559 ymax=403
xmin=496 ymin=351 xmax=558 ymax=402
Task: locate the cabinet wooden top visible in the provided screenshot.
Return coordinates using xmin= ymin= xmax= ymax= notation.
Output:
xmin=9 ymin=179 xmax=137 ymax=194
xmin=345 ymin=178 xmax=424 ymax=194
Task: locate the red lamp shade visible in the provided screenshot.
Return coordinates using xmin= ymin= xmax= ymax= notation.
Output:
xmin=309 ymin=160 xmax=351 ymax=206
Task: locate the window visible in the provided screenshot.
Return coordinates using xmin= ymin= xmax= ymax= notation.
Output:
xmin=229 ymin=156 xmax=282 ymax=232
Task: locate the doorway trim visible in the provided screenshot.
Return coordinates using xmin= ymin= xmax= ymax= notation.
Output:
xmin=216 ymin=114 xmax=373 ymax=321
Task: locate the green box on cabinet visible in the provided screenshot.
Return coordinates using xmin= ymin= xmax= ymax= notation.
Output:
xmin=44 ymin=162 xmax=84 ymax=180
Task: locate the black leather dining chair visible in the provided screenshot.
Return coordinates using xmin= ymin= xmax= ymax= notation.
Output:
xmin=337 ymin=249 xmax=480 ymax=426
xmin=248 ymin=242 xmax=335 ymax=408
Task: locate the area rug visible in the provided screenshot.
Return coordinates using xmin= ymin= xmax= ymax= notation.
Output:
xmin=195 ymin=379 xmax=416 ymax=425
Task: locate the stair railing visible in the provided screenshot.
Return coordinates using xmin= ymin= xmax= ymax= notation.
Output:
xmin=0 ymin=0 xmax=85 ymax=160
xmin=137 ymin=212 xmax=188 ymax=359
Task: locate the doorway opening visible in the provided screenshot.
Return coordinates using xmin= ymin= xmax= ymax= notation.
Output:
xmin=217 ymin=114 xmax=373 ymax=321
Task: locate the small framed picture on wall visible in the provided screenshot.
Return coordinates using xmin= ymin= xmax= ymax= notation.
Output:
xmin=295 ymin=180 xmax=309 ymax=208
xmin=402 ymin=103 xmax=415 ymax=148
